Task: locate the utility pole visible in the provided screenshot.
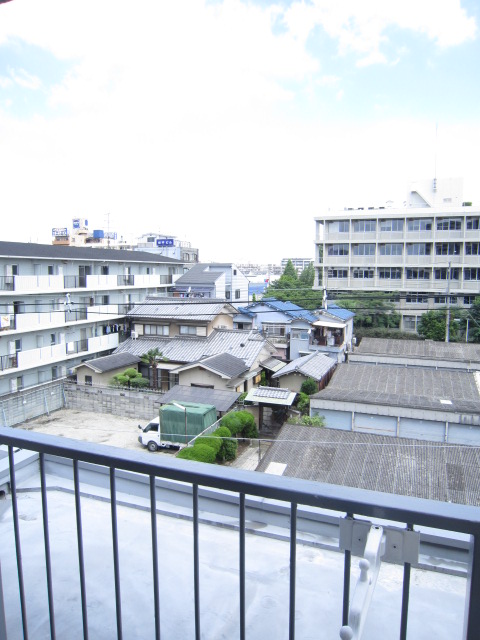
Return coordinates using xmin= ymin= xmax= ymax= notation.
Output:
xmin=445 ymin=261 xmax=451 ymax=343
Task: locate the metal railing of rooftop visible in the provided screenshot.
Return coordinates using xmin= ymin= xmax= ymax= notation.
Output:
xmin=1 ymin=427 xmax=480 ymax=640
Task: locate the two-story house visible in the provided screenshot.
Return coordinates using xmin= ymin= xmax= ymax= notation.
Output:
xmin=173 ymin=263 xmax=250 ymax=303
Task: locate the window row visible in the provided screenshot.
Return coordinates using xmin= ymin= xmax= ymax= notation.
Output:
xmin=327 ymin=242 xmax=478 ymax=256
xmin=327 ymin=267 xmax=480 ymax=280
xmin=327 ymin=216 xmax=480 ymax=234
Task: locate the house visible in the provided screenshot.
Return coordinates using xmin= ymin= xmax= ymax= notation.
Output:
xmin=173 ymin=263 xmax=249 ymax=302
xmin=74 ymin=353 xmax=141 ymax=386
xmin=270 ymin=351 xmax=336 ymax=392
xmin=310 ymin=363 xmax=480 ymax=444
xmin=233 ymin=298 xmax=354 ymax=362
xmin=349 ymin=337 xmax=480 ymax=372
xmin=0 ymin=241 xmax=186 ymax=395
xmin=314 ymin=177 xmax=480 ymax=332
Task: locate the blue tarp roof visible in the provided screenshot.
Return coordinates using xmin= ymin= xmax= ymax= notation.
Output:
xmin=323 ymin=304 xmax=355 ymax=321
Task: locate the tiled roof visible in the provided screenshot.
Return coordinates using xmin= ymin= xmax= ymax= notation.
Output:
xmin=128 ymin=297 xmax=237 ymax=321
xmin=179 ymin=353 xmax=249 ymax=378
xmin=174 ymin=263 xmax=235 ymax=286
xmin=321 ymin=304 xmax=355 ymax=321
xmin=355 ymin=337 xmax=480 ymax=362
xmin=311 ymin=363 xmax=480 ymax=414
xmin=247 ymin=298 xmax=318 ymax=323
xmin=115 ymin=329 xmax=270 ymax=367
xmin=78 ymin=353 xmax=141 ymax=373
xmin=272 ymin=352 xmax=336 ymax=381
xmin=257 ymin=424 xmax=480 ymax=506
xmin=0 ymin=241 xmax=182 ymax=263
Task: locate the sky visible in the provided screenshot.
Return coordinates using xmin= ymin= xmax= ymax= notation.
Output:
xmin=0 ymin=0 xmax=479 ymax=265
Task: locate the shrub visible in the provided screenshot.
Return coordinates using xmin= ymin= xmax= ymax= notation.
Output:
xmin=220 ymin=413 xmax=244 ymax=437
xmin=287 ymin=415 xmax=325 ymax=427
xmin=211 ymin=426 xmax=238 ymax=461
xmin=176 ymin=444 xmax=216 ymax=463
xmin=300 ymin=377 xmax=318 ymax=396
xmin=296 ymin=392 xmax=310 ymax=415
xmin=195 ymin=434 xmax=222 ymax=456
xmin=130 ymin=377 xmax=149 ymax=388
xmin=111 ymin=374 xmax=129 ymax=386
xmin=222 ymin=410 xmax=258 ymax=438
xmin=124 ymin=368 xmax=140 ymax=379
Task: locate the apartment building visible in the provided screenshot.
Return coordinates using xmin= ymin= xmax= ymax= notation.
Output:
xmin=0 ymin=241 xmax=186 ymax=395
xmin=314 ymin=178 xmax=480 ymax=330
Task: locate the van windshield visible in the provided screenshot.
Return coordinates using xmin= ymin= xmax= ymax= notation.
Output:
xmin=144 ymin=422 xmax=159 ymax=433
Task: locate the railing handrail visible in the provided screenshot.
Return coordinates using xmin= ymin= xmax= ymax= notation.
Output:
xmin=2 ymin=426 xmax=480 ymax=535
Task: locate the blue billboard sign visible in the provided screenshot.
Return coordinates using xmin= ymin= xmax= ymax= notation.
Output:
xmin=72 ymin=218 xmax=88 ymax=229
xmin=52 ymin=228 xmax=68 ymax=237
xmin=156 ymin=238 xmax=174 ymax=247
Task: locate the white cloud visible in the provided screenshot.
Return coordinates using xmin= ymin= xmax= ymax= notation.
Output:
xmin=9 ymin=67 xmax=42 ymax=90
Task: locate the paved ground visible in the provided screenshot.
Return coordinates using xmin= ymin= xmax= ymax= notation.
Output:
xmin=21 ymin=408 xmax=272 ymax=469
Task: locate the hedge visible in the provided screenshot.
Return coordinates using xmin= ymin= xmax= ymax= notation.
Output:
xmin=176 ymin=444 xmax=216 ymax=463
xmin=195 ymin=434 xmax=222 ymax=456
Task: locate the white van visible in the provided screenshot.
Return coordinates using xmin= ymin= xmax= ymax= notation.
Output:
xmin=137 ymin=418 xmax=180 ymax=452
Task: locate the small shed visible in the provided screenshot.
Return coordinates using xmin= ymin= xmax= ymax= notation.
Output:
xmin=244 ymin=387 xmax=297 ymax=432
xmin=74 ymin=353 xmax=141 ymax=386
xmin=271 ymin=352 xmax=336 ymax=392
xmin=159 ymin=402 xmax=217 ymax=444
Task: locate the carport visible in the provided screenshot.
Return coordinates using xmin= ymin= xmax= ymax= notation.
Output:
xmin=244 ymin=386 xmax=297 ymax=432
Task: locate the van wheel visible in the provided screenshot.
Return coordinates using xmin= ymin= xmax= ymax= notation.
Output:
xmin=147 ymin=441 xmax=158 ymax=452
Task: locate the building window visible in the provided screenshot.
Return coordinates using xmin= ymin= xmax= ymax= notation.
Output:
xmin=352 ymin=244 xmax=375 ymax=256
xmin=466 ymin=217 xmax=480 ymax=230
xmin=16 ymin=376 xmax=24 ymax=390
xmin=235 ymin=289 xmax=241 ymax=299
xmin=403 ymin=316 xmax=418 ymax=331
xmin=464 ymin=269 xmax=480 ymax=281
xmin=338 ymin=221 xmax=349 ymax=232
xmin=435 ymin=268 xmax=460 ymax=280
xmin=406 ymin=269 xmax=430 ymax=280
xmin=225 ymin=291 xmax=231 ymax=299
xmin=466 ymin=243 xmax=480 ymax=255
xmin=378 ymin=268 xmax=402 ymax=279
xmin=352 ymin=268 xmax=374 ymax=279
xmin=437 ymin=218 xmax=462 ymax=231
xmin=405 ymin=294 xmax=428 ymax=304
xmin=263 ymin=324 xmax=286 ymax=336
xmin=179 ymin=325 xmax=197 ymax=335
xmin=144 ymin=324 xmax=169 ymax=336
xmin=464 ymin=296 xmax=476 ymax=305
xmin=291 ymin=329 xmax=309 ymax=340
xmin=379 ymin=219 xmax=403 ymax=232
xmin=327 ymin=269 xmax=348 ymax=278
xmin=379 ymin=243 xmax=403 ymax=256
xmin=435 ymin=243 xmax=460 ymax=256
xmin=407 ymin=243 xmax=431 ymax=256
xmin=327 ymin=244 xmax=349 ymax=256
xmin=85 ymin=375 xmax=93 ymax=386
xmin=434 ymin=296 xmax=458 ymax=305
xmin=407 ymin=219 xmax=432 ymax=231
xmin=352 ymin=219 xmax=376 ymax=233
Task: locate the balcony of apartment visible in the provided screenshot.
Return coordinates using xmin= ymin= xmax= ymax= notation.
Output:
xmin=0 ymin=274 xmax=174 ymax=295
xmin=404 ymin=255 xmax=433 ymax=266
xmin=349 ymin=255 xmax=375 ymax=266
xmin=0 ymin=334 xmax=119 ymax=375
xmin=0 ymin=427 xmax=479 ymax=639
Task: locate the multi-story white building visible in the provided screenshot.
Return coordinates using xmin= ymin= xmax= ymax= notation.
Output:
xmin=280 ymin=258 xmax=313 ymax=275
xmin=314 ymin=178 xmax=480 ymax=331
xmin=0 ymin=241 xmax=186 ymax=395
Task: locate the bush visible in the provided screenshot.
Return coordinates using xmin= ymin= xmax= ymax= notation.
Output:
xmin=300 ymin=377 xmax=318 ymax=396
xmin=222 ymin=410 xmax=258 ymax=438
xmin=287 ymin=415 xmax=325 ymax=427
xmin=124 ymin=368 xmax=140 ymax=379
xmin=220 ymin=413 xmax=244 ymax=437
xmin=176 ymin=444 xmax=216 ymax=463
xmin=130 ymin=377 xmax=149 ymax=388
xmin=195 ymin=434 xmax=222 ymax=456
xmin=111 ymin=374 xmax=129 ymax=386
xmin=211 ymin=426 xmax=238 ymax=461
xmin=295 ymin=392 xmax=310 ymax=415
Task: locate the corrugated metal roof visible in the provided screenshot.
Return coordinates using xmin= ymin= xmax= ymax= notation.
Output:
xmin=0 ymin=241 xmax=182 ymax=263
xmin=115 ymin=329 xmax=271 ymax=367
xmin=159 ymin=385 xmax=240 ymax=412
xmin=272 ymin=352 xmax=336 ymax=381
xmin=128 ymin=297 xmax=237 ymax=321
xmin=355 ymin=337 xmax=480 ymax=362
xmin=259 ymin=298 xmax=318 ymax=323
xmin=311 ymin=363 xmax=480 ymax=414
xmin=321 ymin=304 xmax=355 ymax=321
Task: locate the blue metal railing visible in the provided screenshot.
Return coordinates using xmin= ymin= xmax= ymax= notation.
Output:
xmin=1 ymin=426 xmax=480 ymax=639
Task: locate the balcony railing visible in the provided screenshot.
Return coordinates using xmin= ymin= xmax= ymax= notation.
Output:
xmin=1 ymin=428 xmax=480 ymax=639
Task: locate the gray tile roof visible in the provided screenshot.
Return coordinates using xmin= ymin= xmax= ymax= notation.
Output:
xmin=115 ymin=329 xmax=271 ymax=368
xmin=272 ymin=352 xmax=336 ymax=381
xmin=128 ymin=297 xmax=238 ymax=321
xmin=79 ymin=353 xmax=141 ymax=373
xmin=180 ymin=353 xmax=249 ymax=378
xmin=0 ymin=241 xmax=182 ymax=264
xmin=311 ymin=363 xmax=480 ymax=414
xmin=174 ymin=263 xmax=226 ymax=285
xmin=159 ymin=385 xmax=240 ymax=412
xmin=355 ymin=337 xmax=480 ymax=363
xmin=257 ymin=424 xmax=480 ymax=506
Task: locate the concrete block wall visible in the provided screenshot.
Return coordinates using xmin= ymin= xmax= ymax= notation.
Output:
xmin=64 ymin=384 xmax=165 ymax=422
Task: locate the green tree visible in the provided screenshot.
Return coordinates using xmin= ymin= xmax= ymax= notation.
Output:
xmin=417 ymin=309 xmax=460 ymax=342
xmin=140 ymin=348 xmax=167 ymax=390
xmin=110 ymin=367 xmax=148 ymax=388
xmin=300 ymin=377 xmax=318 ymax=395
xmin=282 ymin=259 xmax=298 ymax=280
xmin=298 ymin=262 xmax=315 ymax=287
xmin=464 ymin=297 xmax=480 ymax=342
xmin=336 ymin=292 xmax=400 ymax=330
xmin=263 ymin=261 xmax=323 ymax=310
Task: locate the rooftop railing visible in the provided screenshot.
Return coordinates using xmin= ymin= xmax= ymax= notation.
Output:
xmin=1 ymin=427 xmax=480 ymax=639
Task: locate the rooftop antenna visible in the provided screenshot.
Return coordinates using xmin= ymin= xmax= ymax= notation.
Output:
xmin=433 ymin=123 xmax=438 ymax=192
xmin=105 ymin=212 xmax=111 ymax=248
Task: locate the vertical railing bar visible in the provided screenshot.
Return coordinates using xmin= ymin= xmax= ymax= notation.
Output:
xmin=239 ymin=492 xmax=246 ymax=640
xmin=110 ymin=468 xmax=123 ymax=640
xmin=342 ymin=513 xmax=353 ymax=627
xmin=40 ymin=453 xmax=56 ymax=639
xmin=0 ymin=560 xmax=8 ymax=640
xmin=289 ymin=502 xmax=297 ymax=640
xmin=193 ymin=484 xmax=201 ymax=640
xmin=463 ymin=531 xmax=480 ymax=639
xmin=73 ymin=460 xmax=89 ymax=640
xmin=150 ymin=475 xmax=161 ymax=640
xmin=399 ymin=523 xmax=414 ymax=640
xmin=8 ymin=445 xmax=29 ymax=639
